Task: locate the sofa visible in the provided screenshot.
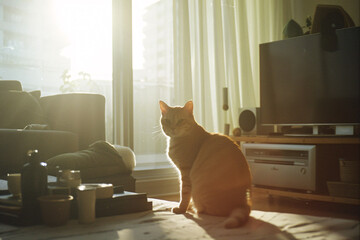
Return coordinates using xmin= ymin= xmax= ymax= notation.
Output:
xmin=0 ymin=80 xmax=135 ymax=191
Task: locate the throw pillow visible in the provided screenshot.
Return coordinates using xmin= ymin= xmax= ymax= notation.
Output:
xmin=0 ymin=91 xmax=47 ymax=129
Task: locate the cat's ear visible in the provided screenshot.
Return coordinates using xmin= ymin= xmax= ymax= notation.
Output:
xmin=184 ymin=100 xmax=193 ymax=114
xmin=159 ymin=100 xmax=169 ymax=115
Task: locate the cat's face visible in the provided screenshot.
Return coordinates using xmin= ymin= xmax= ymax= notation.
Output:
xmin=159 ymin=101 xmax=195 ymax=138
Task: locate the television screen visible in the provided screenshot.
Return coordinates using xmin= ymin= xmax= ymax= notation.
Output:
xmin=260 ymin=27 xmax=360 ymax=126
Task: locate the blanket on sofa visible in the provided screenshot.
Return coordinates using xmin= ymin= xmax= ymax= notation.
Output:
xmin=46 ymin=141 xmax=130 ymax=179
xmin=0 ymin=199 xmax=358 ymax=240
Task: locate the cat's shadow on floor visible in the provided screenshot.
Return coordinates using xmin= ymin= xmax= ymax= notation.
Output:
xmin=183 ymin=212 xmax=297 ymax=240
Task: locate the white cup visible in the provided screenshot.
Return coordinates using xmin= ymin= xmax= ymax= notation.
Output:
xmin=76 ymin=185 xmax=96 ymax=224
xmin=7 ymin=173 xmax=21 ymax=198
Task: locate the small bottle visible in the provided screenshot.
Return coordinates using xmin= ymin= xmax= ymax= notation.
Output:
xmin=21 ymin=149 xmax=48 ymax=224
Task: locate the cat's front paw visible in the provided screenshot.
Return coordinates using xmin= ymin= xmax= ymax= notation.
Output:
xmin=172 ymin=207 xmax=186 ymax=214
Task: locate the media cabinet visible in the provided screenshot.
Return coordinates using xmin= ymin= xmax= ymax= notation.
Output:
xmin=232 ymin=135 xmax=360 ymax=205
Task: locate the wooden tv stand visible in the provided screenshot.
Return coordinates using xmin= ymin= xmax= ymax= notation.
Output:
xmin=231 ymin=135 xmax=360 ymax=205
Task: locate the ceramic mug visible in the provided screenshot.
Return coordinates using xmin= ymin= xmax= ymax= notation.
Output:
xmin=7 ymin=173 xmax=21 ymax=197
xmin=38 ymin=194 xmax=73 ymax=227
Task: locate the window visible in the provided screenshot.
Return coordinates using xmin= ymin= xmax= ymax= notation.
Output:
xmin=0 ymin=0 xmax=113 ymax=141
xmin=132 ymin=0 xmax=179 ymax=196
xmin=132 ymin=0 xmax=175 ymax=170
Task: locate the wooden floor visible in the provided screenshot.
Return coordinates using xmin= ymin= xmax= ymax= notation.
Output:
xmin=156 ymin=189 xmax=360 ymax=221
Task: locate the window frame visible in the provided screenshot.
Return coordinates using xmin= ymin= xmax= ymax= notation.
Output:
xmin=112 ymin=0 xmax=134 ymax=149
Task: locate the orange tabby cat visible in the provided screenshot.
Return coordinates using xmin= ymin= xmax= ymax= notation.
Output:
xmin=159 ymin=100 xmax=252 ymax=228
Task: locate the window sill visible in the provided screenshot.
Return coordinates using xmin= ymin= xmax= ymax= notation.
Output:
xmin=133 ymin=153 xmax=177 ymax=176
xmin=133 ymin=154 xmax=179 ymax=197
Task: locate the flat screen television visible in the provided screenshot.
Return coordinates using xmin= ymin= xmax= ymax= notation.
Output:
xmin=259 ymin=26 xmax=360 ymax=134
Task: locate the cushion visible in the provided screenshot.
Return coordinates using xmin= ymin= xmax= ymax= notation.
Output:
xmin=0 ymin=91 xmax=47 ymax=129
xmin=29 ymin=90 xmax=41 ymax=100
xmin=0 ymin=80 xmax=22 ymax=91
xmin=46 ymin=141 xmax=133 ymax=179
xmin=40 ymin=93 xmax=106 ymax=150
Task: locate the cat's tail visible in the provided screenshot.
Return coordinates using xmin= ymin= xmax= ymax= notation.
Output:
xmin=223 ymin=206 xmax=250 ymax=229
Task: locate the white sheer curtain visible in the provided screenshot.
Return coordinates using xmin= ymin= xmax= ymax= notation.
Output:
xmin=173 ymin=0 xmax=293 ymax=133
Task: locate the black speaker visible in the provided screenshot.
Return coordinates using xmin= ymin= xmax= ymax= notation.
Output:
xmin=311 ymin=4 xmax=354 ymax=34
xmin=238 ymin=108 xmax=272 ymax=135
xmin=311 ymin=5 xmax=355 ymax=52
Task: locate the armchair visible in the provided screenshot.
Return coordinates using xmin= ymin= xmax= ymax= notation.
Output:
xmin=0 ymin=80 xmax=135 ymax=191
